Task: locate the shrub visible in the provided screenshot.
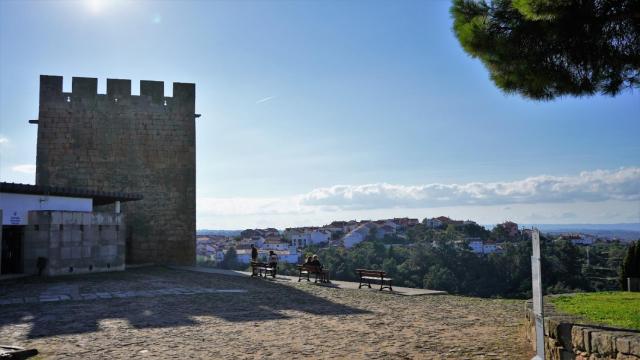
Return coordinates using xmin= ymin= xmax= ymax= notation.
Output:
xmin=423 ymin=265 xmax=457 ymax=292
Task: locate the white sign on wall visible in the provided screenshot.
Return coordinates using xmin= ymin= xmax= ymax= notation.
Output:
xmin=9 ymin=211 xmax=22 ymax=225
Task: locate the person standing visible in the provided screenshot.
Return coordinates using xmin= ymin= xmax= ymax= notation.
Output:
xmin=251 ymin=244 xmax=258 ymax=262
xmin=268 ymin=250 xmax=279 ymax=278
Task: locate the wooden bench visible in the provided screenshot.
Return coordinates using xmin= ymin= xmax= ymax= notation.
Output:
xmin=298 ymin=264 xmax=330 ymax=283
xmin=251 ymin=261 xmax=276 ymax=278
xmin=356 ymin=269 xmax=393 ymax=291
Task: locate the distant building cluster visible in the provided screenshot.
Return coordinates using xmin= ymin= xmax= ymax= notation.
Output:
xmin=423 ymin=216 xmax=477 ymax=229
xmin=197 ymin=229 xmax=298 ymax=265
xmin=196 ymin=217 xmax=423 ymax=264
xmin=557 ymin=233 xmax=596 ymax=245
xmin=197 ymin=214 xmax=629 ymax=266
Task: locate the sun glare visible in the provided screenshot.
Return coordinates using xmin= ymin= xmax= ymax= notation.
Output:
xmin=87 ymin=0 xmax=105 ymax=14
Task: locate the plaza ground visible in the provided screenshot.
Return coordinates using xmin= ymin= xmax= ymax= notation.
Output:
xmin=0 ymin=267 xmax=532 ymax=359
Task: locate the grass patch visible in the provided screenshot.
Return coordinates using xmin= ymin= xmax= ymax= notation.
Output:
xmin=550 ymin=292 xmax=640 ymax=330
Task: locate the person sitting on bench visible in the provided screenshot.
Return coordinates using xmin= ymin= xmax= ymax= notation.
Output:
xmin=268 ymin=250 xmax=279 ymax=278
xmin=304 ymin=256 xmax=313 ymax=265
xmin=310 ymin=254 xmax=322 ymax=268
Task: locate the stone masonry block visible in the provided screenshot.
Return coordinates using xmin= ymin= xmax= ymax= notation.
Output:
xmin=60 ymin=247 xmax=72 ymax=260
xmin=591 ymin=331 xmax=614 ymax=356
xmin=73 ymin=212 xmax=83 ymax=224
xmin=82 ymin=246 xmax=92 ymax=258
xmin=72 ymin=246 xmax=82 ymax=259
xmin=72 ymin=228 xmax=82 ymax=243
xmin=583 ymin=328 xmax=597 ymax=353
xmin=616 ymin=336 xmax=633 ymax=354
xmin=37 ymin=226 xmax=51 ymax=240
xmin=173 ymin=82 xmax=195 ymax=102
xmin=28 ymin=211 xmax=49 ymax=225
xmin=573 ymin=326 xmax=587 ymax=351
xmin=62 ymin=229 xmax=73 ymax=244
xmin=140 ymin=80 xmax=164 ymax=103
xmin=629 ymin=337 xmax=640 ymax=356
xmin=72 ymin=77 xmax=97 ymax=97
xmin=107 ymin=78 xmax=131 ymax=98
xmin=62 ymin=212 xmax=74 ymax=224
xmin=100 ymin=228 xmax=117 ymax=243
xmin=40 ymin=75 xmax=63 ymax=100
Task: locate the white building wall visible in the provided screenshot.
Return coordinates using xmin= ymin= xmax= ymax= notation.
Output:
xmin=343 ymin=231 xmax=366 ymax=248
xmin=0 ymin=192 xmax=92 ymax=225
xmin=309 ymin=230 xmax=330 ymax=245
xmin=263 ymin=243 xmax=289 ymax=251
xmin=469 ymin=241 xmax=484 ymax=253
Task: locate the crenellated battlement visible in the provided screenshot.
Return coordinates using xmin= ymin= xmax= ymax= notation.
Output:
xmin=39 ymin=75 xmax=195 ymax=107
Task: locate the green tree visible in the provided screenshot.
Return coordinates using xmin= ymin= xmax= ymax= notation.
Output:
xmin=461 ymin=222 xmax=491 ymax=240
xmin=620 ymin=241 xmax=640 ymax=290
xmin=491 ymin=224 xmax=509 ymax=241
xmin=451 ymin=0 xmax=640 ymax=100
xmin=220 ymin=247 xmax=240 ymax=270
xmin=382 ymin=257 xmax=398 ymax=278
xmin=423 ymin=265 xmax=458 ymax=292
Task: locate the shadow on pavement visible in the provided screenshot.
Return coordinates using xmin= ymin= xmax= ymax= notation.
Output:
xmin=0 ymin=267 xmax=370 ymax=339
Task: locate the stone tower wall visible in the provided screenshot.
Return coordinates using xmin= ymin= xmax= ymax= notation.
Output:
xmin=35 ymin=75 xmax=195 ymax=265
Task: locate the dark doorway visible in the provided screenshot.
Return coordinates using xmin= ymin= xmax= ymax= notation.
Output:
xmin=1 ymin=225 xmax=24 ymax=274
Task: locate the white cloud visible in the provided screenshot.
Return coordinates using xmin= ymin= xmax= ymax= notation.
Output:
xmin=256 ymin=96 xmax=276 ymax=104
xmin=197 ymin=196 xmax=307 ymax=216
xmin=11 ymin=164 xmax=36 ymax=174
xmin=300 ymin=167 xmax=640 ymax=209
xmin=0 ymin=136 xmax=8 ymax=145
xmin=197 ymin=167 xmax=640 ymax=221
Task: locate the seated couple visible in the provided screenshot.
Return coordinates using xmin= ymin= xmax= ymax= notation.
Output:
xmin=304 ymin=255 xmax=323 ymax=268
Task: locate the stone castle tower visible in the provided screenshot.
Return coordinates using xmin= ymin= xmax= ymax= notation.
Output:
xmin=35 ymin=75 xmax=196 ymax=265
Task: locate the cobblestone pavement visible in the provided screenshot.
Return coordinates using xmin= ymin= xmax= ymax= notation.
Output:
xmin=0 ymin=267 xmax=532 ymax=359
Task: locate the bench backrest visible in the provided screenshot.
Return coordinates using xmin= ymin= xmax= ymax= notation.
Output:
xmin=251 ymin=261 xmax=268 ymax=267
xmin=356 ymin=269 xmax=386 ymax=277
xmin=298 ymin=264 xmax=323 ymax=272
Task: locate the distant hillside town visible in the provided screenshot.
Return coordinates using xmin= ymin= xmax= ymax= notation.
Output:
xmin=196 ymin=216 xmax=631 ymax=266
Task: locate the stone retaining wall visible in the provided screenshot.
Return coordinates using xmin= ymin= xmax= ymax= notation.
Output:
xmin=524 ymin=300 xmax=640 ymax=359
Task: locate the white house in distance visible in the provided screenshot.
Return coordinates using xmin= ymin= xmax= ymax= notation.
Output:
xmin=285 ymin=228 xmax=331 ymax=248
xmin=559 ymin=233 xmax=596 ymax=246
xmin=467 ymin=239 xmax=501 ymax=255
xmin=423 ymin=217 xmax=445 ymax=229
xmin=262 ymin=237 xmax=291 ymax=251
xmin=343 ymin=224 xmax=373 ymax=248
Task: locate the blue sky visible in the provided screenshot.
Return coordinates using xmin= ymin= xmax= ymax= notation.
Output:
xmin=1 ymin=0 xmax=638 ymax=229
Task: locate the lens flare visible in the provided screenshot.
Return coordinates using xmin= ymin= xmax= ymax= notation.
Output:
xmin=87 ymin=0 xmax=104 ymax=14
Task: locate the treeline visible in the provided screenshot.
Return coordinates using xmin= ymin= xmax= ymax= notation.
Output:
xmin=283 ymin=224 xmax=631 ymax=299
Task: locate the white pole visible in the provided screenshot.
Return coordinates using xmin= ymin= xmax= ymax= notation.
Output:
xmin=115 ymin=201 xmax=121 ymax=214
xmin=531 ymin=229 xmax=545 ymax=360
